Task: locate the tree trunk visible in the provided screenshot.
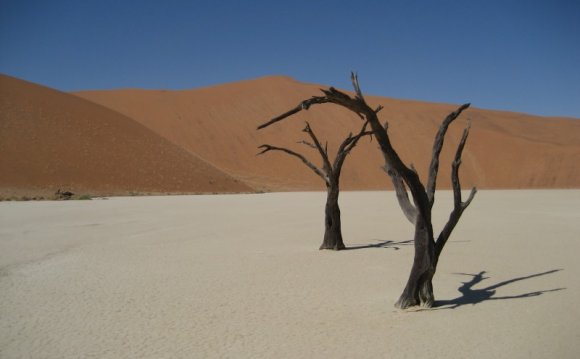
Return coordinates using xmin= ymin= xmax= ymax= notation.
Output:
xmin=395 ymin=216 xmax=436 ymax=308
xmin=320 ymin=184 xmax=345 ymax=250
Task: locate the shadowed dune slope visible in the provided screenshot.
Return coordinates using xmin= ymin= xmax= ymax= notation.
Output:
xmin=0 ymin=74 xmax=252 ymax=197
xmin=76 ymin=76 xmax=580 ymax=191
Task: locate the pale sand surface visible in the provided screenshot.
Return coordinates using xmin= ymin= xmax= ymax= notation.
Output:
xmin=1 ymin=190 xmax=578 ymax=358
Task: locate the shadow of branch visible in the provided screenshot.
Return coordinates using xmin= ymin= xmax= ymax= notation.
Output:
xmin=433 ymin=269 xmax=565 ymax=310
xmin=344 ymin=239 xmax=413 ymax=251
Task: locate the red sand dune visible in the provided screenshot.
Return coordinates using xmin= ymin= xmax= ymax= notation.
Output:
xmin=75 ymin=76 xmax=580 ymax=191
xmin=0 ymin=74 xmax=252 ymax=197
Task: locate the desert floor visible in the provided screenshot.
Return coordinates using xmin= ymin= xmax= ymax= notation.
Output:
xmin=1 ymin=190 xmax=578 ymax=358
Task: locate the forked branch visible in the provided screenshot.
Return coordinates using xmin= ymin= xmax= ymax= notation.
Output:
xmin=333 ymin=121 xmax=373 ymax=171
xmin=426 ymin=103 xmax=471 ymax=208
xmin=434 ymin=121 xmax=477 ymax=257
xmin=303 ymin=122 xmax=332 ymax=174
xmin=351 ymin=72 xmax=366 ymax=103
xmin=451 ymin=121 xmax=477 ymax=209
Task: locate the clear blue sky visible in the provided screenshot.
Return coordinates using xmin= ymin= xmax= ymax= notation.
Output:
xmin=1 ymin=0 xmax=579 ymax=118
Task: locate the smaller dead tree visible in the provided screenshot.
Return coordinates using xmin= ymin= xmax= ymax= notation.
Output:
xmin=258 ymin=121 xmax=371 ymax=250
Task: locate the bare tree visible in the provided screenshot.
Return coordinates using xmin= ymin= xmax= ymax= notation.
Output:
xmin=258 ymin=121 xmax=371 ymax=250
xmin=258 ymin=73 xmax=476 ymax=308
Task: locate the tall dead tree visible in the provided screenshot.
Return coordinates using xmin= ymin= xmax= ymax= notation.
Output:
xmin=258 ymin=73 xmax=477 ymax=308
xmin=258 ymin=121 xmax=371 ymax=250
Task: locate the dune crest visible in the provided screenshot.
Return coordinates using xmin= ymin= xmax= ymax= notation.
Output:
xmin=76 ymin=75 xmax=580 ymax=191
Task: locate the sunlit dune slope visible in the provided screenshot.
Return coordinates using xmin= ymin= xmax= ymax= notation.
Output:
xmin=0 ymin=74 xmax=252 ymax=197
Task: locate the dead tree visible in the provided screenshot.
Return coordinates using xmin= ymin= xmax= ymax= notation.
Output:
xmin=258 ymin=73 xmax=476 ymax=308
xmin=258 ymin=121 xmax=371 ymax=250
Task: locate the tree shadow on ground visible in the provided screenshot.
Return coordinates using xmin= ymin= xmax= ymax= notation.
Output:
xmin=345 ymin=239 xmax=413 ymax=251
xmin=433 ymin=269 xmax=565 ymax=309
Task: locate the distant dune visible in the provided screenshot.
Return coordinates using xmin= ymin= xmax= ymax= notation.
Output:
xmin=0 ymin=74 xmax=252 ymax=197
xmin=76 ymin=76 xmax=580 ymax=191
xmin=2 ymin=73 xmax=579 ymax=197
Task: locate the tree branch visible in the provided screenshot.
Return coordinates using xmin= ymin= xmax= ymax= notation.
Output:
xmin=426 ymin=103 xmax=471 ymax=208
xmin=303 ymin=122 xmax=332 ymax=174
xmin=452 ymin=121 xmax=472 ymax=207
xmin=382 ymin=164 xmax=417 ymax=224
xmin=351 ymin=72 xmax=367 ymax=104
xmin=257 ymin=96 xmax=329 ymax=130
xmin=257 ymin=144 xmax=329 ymax=184
xmin=435 ymin=121 xmax=477 ymax=258
xmin=297 ymin=140 xmax=316 ymax=149
xmin=345 ymin=121 xmax=373 ymax=153
xmin=348 ymin=73 xmax=433 ymax=221
xmin=333 ymin=121 xmax=373 ymax=173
